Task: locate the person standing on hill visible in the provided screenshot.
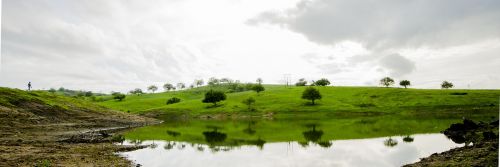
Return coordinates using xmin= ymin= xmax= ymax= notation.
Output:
xmin=28 ymin=82 xmax=32 ymax=91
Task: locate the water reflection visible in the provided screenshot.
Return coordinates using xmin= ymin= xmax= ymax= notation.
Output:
xmin=121 ymin=134 xmax=463 ymax=167
xmin=301 ymin=124 xmax=332 ymax=148
xmin=383 ymin=137 xmax=398 ymax=147
xmin=402 ymin=135 xmax=414 ymax=143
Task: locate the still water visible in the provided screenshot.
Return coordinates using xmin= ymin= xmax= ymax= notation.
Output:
xmin=117 ymin=116 xmax=466 ymax=167
xmin=120 ymin=134 xmax=461 ymax=167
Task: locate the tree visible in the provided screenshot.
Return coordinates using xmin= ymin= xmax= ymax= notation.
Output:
xmin=112 ymin=92 xmax=126 ymax=101
xmin=129 ymin=88 xmax=143 ymax=95
xmin=295 ymin=78 xmax=307 ymax=86
xmin=148 ymin=85 xmax=158 ymax=93
xmin=220 ymin=78 xmax=233 ymax=84
xmin=242 ymin=97 xmax=256 ymax=111
xmin=399 ymin=80 xmax=411 ymax=88
xmin=48 ymin=88 xmax=56 ymax=93
xmin=302 ymin=87 xmax=322 ymax=105
xmin=441 ymin=81 xmax=454 ymax=89
xmin=380 ymin=77 xmax=395 ymax=87
xmin=251 ymin=84 xmax=265 ymax=95
xmin=163 ymin=83 xmax=174 ymax=91
xmin=314 ymin=78 xmax=331 ymax=86
xmin=177 ymin=83 xmax=186 ymax=90
xmin=256 ymin=78 xmax=263 ymax=84
xmin=202 ymin=90 xmax=226 ymax=106
xmin=208 ymin=77 xmax=220 ymax=86
xmin=194 ymin=79 xmax=204 ymax=87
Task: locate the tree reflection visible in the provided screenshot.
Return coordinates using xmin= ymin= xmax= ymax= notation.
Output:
xmin=301 ymin=124 xmax=332 ymax=148
xmin=243 ymin=121 xmax=257 ymax=135
xmin=203 ymin=128 xmax=227 ymax=144
xmin=402 ymin=135 xmax=414 ymax=143
xmin=166 ymin=130 xmax=181 ymax=137
xmin=384 ymin=137 xmax=398 ymax=147
xmin=164 ymin=141 xmax=176 ymax=150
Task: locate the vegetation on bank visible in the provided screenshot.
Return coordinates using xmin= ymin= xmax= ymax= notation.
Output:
xmin=98 ymin=85 xmax=500 ymax=117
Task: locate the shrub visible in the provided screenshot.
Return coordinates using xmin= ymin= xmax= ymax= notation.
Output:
xmin=166 ymin=97 xmax=181 ymax=105
xmin=112 ymin=92 xmax=126 ymax=101
xmin=251 ymin=84 xmax=265 ymax=94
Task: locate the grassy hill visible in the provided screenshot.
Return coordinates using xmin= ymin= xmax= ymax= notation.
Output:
xmin=98 ymin=85 xmax=500 ymax=118
xmin=0 ymin=87 xmax=158 ymax=166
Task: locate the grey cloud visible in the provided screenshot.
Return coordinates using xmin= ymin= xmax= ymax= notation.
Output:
xmin=0 ymin=0 xmax=191 ymax=92
xmin=249 ymin=0 xmax=500 ymax=50
xmin=379 ymin=54 xmax=416 ymax=77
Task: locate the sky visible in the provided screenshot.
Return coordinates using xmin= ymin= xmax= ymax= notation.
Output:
xmin=1 ymin=0 xmax=499 ymax=93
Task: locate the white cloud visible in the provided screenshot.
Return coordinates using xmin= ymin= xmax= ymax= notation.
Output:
xmin=1 ymin=0 xmax=499 ymax=91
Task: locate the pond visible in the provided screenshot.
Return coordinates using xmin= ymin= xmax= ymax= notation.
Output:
xmin=117 ymin=115 xmax=475 ymax=167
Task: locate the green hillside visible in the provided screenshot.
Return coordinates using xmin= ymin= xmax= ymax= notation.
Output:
xmin=98 ymin=85 xmax=500 ymax=117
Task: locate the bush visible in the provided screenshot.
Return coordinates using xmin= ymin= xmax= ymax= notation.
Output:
xmin=251 ymin=84 xmax=265 ymax=94
xmin=112 ymin=92 xmax=126 ymax=101
xmin=166 ymin=97 xmax=181 ymax=105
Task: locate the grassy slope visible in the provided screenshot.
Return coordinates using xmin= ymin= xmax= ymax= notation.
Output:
xmin=0 ymin=87 xmax=158 ymax=166
xmin=99 ymin=85 xmax=500 ymax=116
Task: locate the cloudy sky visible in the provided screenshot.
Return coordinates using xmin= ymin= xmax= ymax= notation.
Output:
xmin=1 ymin=0 xmax=499 ymax=93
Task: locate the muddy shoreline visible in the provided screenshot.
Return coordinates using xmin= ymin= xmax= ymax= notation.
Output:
xmin=405 ymin=119 xmax=499 ymax=167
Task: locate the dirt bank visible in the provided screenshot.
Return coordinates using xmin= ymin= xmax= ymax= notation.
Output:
xmin=405 ymin=119 xmax=499 ymax=167
xmin=0 ymin=88 xmax=159 ymax=166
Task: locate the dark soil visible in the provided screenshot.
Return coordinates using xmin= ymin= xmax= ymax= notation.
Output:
xmin=405 ymin=119 xmax=499 ymax=167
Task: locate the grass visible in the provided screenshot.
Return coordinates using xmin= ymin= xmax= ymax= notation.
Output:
xmin=98 ymin=85 xmax=500 ymax=117
xmin=0 ymin=87 xmax=109 ymax=112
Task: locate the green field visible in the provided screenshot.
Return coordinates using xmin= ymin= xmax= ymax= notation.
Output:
xmin=99 ymin=85 xmax=500 ymax=118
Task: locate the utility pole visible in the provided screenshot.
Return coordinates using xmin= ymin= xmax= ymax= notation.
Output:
xmin=283 ymin=74 xmax=291 ymax=87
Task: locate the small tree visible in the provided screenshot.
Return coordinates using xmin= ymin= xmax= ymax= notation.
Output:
xmin=112 ymin=92 xmax=126 ymax=101
xmin=256 ymin=78 xmax=263 ymax=84
xmin=129 ymin=88 xmax=143 ymax=95
xmin=48 ymin=88 xmax=56 ymax=93
xmin=380 ymin=77 xmax=395 ymax=87
xmin=194 ymin=79 xmax=204 ymax=87
xmin=202 ymin=90 xmax=226 ymax=106
xmin=302 ymin=87 xmax=322 ymax=105
xmin=441 ymin=81 xmax=454 ymax=89
xmin=220 ymin=78 xmax=232 ymax=84
xmin=399 ymin=80 xmax=411 ymax=88
xmin=163 ymin=83 xmax=174 ymax=91
xmin=242 ymin=97 xmax=256 ymax=111
xmin=252 ymin=84 xmax=265 ymax=95
xmin=208 ymin=77 xmax=220 ymax=86
xmin=295 ymin=78 xmax=307 ymax=86
xmin=148 ymin=85 xmax=158 ymax=93
xmin=177 ymin=83 xmax=186 ymax=90
xmin=314 ymin=78 xmax=331 ymax=86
